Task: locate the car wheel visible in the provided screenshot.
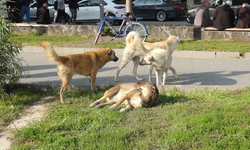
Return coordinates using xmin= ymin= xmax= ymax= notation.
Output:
xmin=156 ymin=10 xmax=167 ymax=21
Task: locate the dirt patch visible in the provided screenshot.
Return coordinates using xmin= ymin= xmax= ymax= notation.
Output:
xmin=0 ymin=96 xmax=55 ymax=150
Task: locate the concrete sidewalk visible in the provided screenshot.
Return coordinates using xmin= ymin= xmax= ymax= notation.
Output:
xmin=18 ymin=47 xmax=250 ymax=92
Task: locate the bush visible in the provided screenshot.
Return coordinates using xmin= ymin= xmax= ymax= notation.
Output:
xmin=101 ymin=26 xmax=115 ymax=36
xmin=0 ymin=4 xmax=23 ymax=100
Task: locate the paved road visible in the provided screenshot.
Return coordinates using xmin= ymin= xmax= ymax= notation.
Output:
xmin=18 ymin=47 xmax=250 ymax=92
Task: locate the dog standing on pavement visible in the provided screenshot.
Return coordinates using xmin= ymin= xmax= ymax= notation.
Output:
xmin=139 ymin=48 xmax=173 ymax=85
xmin=90 ymin=82 xmax=159 ymax=112
xmin=142 ymin=36 xmax=180 ymax=82
xmin=114 ymin=31 xmax=151 ymax=82
xmin=39 ymin=41 xmax=119 ymax=103
xmin=114 ymin=31 xmax=179 ymax=82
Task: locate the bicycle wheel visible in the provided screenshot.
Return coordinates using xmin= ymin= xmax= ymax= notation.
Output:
xmin=123 ymin=22 xmax=148 ymax=42
xmin=94 ymin=22 xmax=105 ymax=44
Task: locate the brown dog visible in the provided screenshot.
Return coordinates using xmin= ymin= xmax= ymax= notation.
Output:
xmin=39 ymin=41 xmax=119 ymax=103
xmin=90 ymin=82 xmax=159 ymax=112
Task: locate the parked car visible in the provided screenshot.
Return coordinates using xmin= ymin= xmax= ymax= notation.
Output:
xmin=54 ymin=0 xmax=126 ymax=24
xmin=29 ymin=0 xmax=56 ymax=20
xmin=132 ymin=0 xmax=186 ymax=21
xmin=186 ymin=3 xmax=242 ymax=24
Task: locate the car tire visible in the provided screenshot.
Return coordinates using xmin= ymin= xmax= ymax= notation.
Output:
xmin=156 ymin=10 xmax=167 ymax=21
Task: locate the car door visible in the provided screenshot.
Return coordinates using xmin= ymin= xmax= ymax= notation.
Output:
xmin=88 ymin=0 xmax=101 ymax=20
xmin=133 ymin=0 xmax=156 ymax=18
xmin=133 ymin=0 xmax=146 ymax=17
xmin=29 ymin=1 xmax=37 ymax=19
xmin=77 ymin=1 xmax=91 ymax=20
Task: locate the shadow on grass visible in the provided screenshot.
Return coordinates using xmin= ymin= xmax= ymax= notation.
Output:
xmin=153 ymin=88 xmax=189 ymax=107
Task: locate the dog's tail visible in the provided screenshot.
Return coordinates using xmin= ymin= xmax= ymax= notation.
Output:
xmin=39 ymin=41 xmax=61 ymax=62
xmin=126 ymin=31 xmax=141 ymax=45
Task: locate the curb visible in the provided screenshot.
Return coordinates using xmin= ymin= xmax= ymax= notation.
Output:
xmin=23 ymin=47 xmax=241 ymax=59
xmin=16 ymin=83 xmax=245 ymax=93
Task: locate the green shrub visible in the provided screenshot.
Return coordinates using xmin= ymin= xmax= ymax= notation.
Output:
xmin=101 ymin=26 xmax=115 ymax=36
xmin=0 ymin=5 xmax=23 ymax=100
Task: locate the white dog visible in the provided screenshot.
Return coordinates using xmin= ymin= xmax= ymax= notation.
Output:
xmin=114 ymin=31 xmax=150 ymax=81
xmin=139 ymin=48 xmax=173 ymax=85
xmin=142 ymin=36 xmax=180 ymax=82
xmin=114 ymin=31 xmax=179 ymax=82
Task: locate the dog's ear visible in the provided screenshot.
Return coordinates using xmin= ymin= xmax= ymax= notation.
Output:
xmin=151 ymin=84 xmax=159 ymax=96
xmin=148 ymin=56 xmax=154 ymax=62
xmin=107 ymin=49 xmax=113 ymax=55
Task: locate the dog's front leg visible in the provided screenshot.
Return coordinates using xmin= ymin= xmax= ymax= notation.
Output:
xmin=90 ymin=97 xmax=107 ymax=107
xmin=109 ymin=93 xmax=130 ymax=110
xmin=132 ymin=56 xmax=142 ymax=81
xmin=90 ymin=74 xmax=97 ymax=93
xmin=162 ymin=70 xmax=168 ymax=85
xmin=155 ymin=70 xmax=161 ymax=85
xmin=148 ymin=65 xmax=154 ymax=82
xmin=119 ymin=104 xmax=132 ymax=112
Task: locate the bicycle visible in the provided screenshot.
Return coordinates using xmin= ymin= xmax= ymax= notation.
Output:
xmin=94 ymin=12 xmax=148 ymax=44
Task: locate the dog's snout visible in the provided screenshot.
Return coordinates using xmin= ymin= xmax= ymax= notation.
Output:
xmin=139 ymin=60 xmax=145 ymax=66
xmin=113 ymin=56 xmax=119 ymax=62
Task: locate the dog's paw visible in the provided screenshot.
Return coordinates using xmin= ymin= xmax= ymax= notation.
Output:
xmin=109 ymin=106 xmax=115 ymax=110
xmin=175 ymin=75 xmax=179 ymax=79
xmin=89 ymin=103 xmax=96 ymax=107
xmin=119 ymin=108 xmax=127 ymax=113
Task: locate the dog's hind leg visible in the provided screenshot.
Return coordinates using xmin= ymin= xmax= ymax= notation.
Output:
xmin=169 ymin=66 xmax=178 ymax=79
xmin=109 ymin=89 xmax=141 ymax=110
xmin=90 ymin=85 xmax=120 ymax=107
xmin=95 ymin=99 xmax=116 ymax=109
xmin=132 ymin=56 xmax=142 ymax=81
xmin=60 ymin=77 xmax=72 ymax=104
xmin=115 ymin=58 xmax=131 ymax=82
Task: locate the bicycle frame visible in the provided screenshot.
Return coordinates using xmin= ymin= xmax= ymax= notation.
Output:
xmin=94 ymin=14 xmax=148 ymax=44
xmin=101 ymin=16 xmax=129 ymax=37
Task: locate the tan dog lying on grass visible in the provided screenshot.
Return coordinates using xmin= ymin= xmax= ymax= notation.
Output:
xmin=90 ymin=82 xmax=159 ymax=112
xmin=39 ymin=41 xmax=119 ymax=103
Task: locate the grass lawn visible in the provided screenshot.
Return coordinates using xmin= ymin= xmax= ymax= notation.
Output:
xmin=11 ymin=33 xmax=250 ymax=54
xmin=3 ymin=32 xmax=250 ymax=149
xmin=1 ymin=86 xmax=250 ymax=149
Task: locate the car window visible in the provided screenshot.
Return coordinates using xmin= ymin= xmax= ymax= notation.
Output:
xmin=48 ymin=0 xmax=55 ymax=6
xmin=155 ymin=0 xmax=162 ymax=4
xmin=133 ymin=0 xmax=145 ymax=5
xmin=112 ymin=0 xmax=126 ymax=4
xmin=79 ymin=1 xmax=91 ymax=7
xmin=145 ymin=0 xmax=156 ymax=5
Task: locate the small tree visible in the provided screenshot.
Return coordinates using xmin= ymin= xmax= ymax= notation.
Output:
xmin=0 ymin=1 xmax=23 ymax=100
